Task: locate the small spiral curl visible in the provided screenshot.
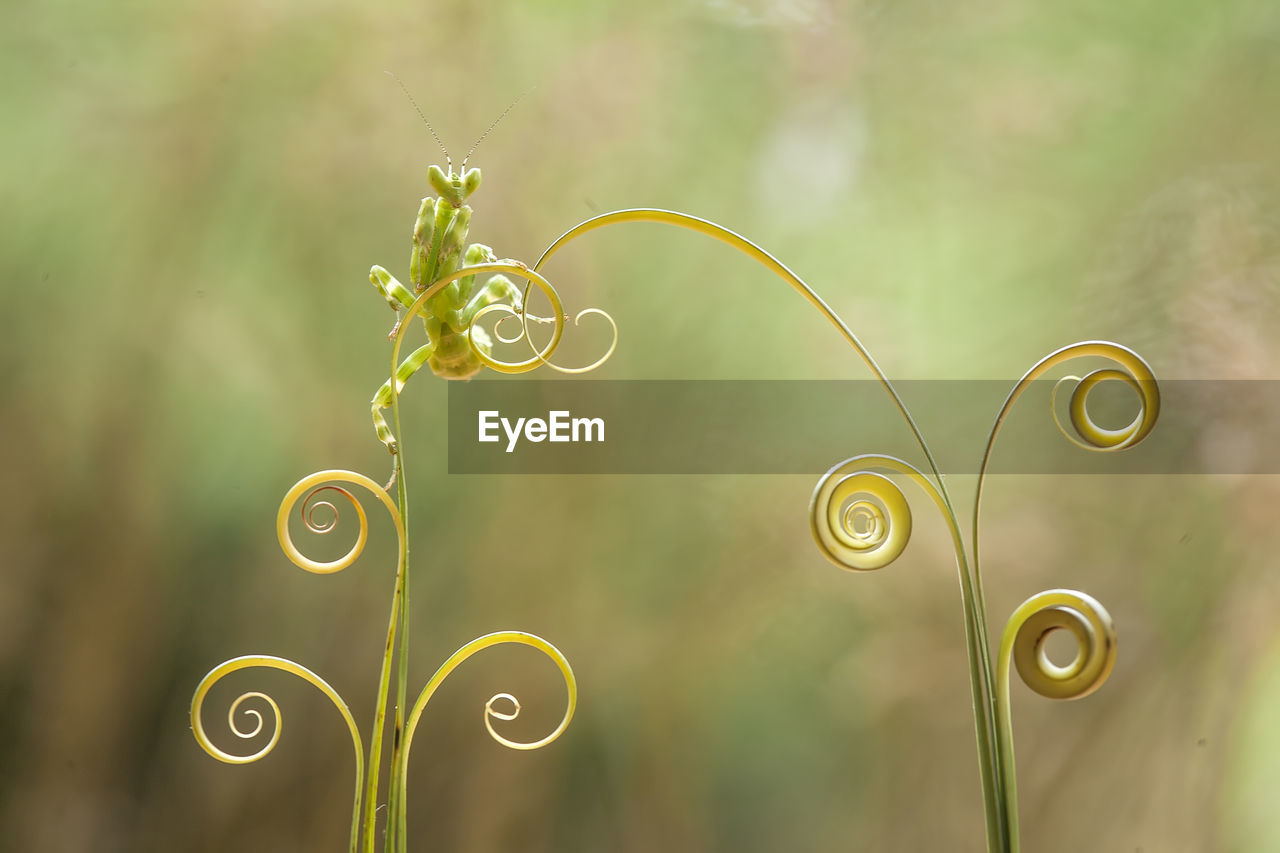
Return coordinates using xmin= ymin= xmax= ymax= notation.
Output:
xmin=1002 ymin=589 xmax=1116 ymax=700
xmin=190 ymin=655 xmax=362 ymax=769
xmin=227 ymin=691 xmax=277 ymax=741
xmin=483 ymin=691 xmax=524 ymax=741
xmin=475 ymin=301 xmax=618 ymax=375
xmin=1007 ymin=341 xmax=1159 ymax=455
xmin=301 ymin=487 xmax=347 ymax=534
xmin=276 ymin=470 xmax=402 ymax=576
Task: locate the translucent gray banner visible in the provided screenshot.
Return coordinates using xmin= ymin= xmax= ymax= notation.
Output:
xmin=445 ymin=380 xmax=1276 ymax=475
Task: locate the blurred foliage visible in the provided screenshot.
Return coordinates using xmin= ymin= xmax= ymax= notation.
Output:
xmin=3 ymin=0 xmax=1280 ymax=850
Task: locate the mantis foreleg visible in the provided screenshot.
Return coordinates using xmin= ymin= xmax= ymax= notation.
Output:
xmin=370 ymin=319 xmax=440 ymax=455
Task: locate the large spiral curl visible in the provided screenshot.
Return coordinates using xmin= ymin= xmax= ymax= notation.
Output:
xmin=397 ymin=632 xmax=577 ymax=801
xmin=276 ymin=470 xmax=402 ymax=575
xmin=979 ymin=341 xmax=1159 ymax=486
xmin=999 ymin=589 xmax=1116 ymax=702
xmin=810 ymin=454 xmax=968 ymax=573
xmin=1044 ymin=343 xmax=1159 ymax=452
xmin=190 ymin=655 xmax=363 ymax=767
xmin=404 ymin=632 xmax=576 ymax=754
xmin=811 ymin=469 xmax=911 ymax=571
xmin=190 ymin=655 xmax=366 ymax=852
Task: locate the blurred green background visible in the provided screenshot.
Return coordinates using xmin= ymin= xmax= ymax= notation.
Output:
xmin=4 ymin=0 xmax=1280 ymax=850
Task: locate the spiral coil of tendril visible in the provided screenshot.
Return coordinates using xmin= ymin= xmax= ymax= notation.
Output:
xmin=276 ymin=470 xmax=403 ymax=575
xmin=811 ymin=468 xmax=911 ymax=571
xmin=1000 ymin=590 xmax=1116 ymax=701
xmin=478 ymin=302 xmax=619 ymax=376
xmin=190 ymin=655 xmax=363 ymax=767
xmin=1053 ymin=367 xmax=1155 ymax=450
xmin=810 ymin=454 xmax=969 ymax=573
xmin=402 ymin=632 xmax=577 ymax=755
xmin=981 ymin=341 xmax=1159 ymax=472
xmin=1047 ymin=347 xmax=1159 ymax=453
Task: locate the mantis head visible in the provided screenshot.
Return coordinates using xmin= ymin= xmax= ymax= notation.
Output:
xmin=428 ymin=164 xmax=481 ymax=207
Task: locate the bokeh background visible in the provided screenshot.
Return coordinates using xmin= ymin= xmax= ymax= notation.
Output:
xmin=4 ymin=0 xmax=1280 ymax=850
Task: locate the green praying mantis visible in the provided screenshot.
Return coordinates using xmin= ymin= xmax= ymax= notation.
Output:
xmin=367 ymin=162 xmax=525 ymax=454
xmin=367 ymin=83 xmax=532 ymax=456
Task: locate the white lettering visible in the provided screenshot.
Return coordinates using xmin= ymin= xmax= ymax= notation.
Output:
xmin=501 ymin=417 xmax=525 ymax=453
xmin=573 ymin=417 xmax=604 ymax=442
xmin=480 ymin=410 xmax=604 ymax=453
xmin=478 ymin=411 xmax=500 ymax=443
xmin=549 ymin=410 xmax=570 ymax=442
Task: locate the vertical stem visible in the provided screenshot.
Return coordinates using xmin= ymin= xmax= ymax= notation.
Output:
xmin=953 ymin=552 xmax=1006 ymax=853
xmin=361 ymin=447 xmax=406 ymax=853
xmin=994 ymin=635 xmax=1020 ymax=853
xmin=388 ymin=391 xmax=412 ymax=853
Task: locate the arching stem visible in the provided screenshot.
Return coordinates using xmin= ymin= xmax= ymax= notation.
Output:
xmin=536 ymin=209 xmax=1006 ymax=850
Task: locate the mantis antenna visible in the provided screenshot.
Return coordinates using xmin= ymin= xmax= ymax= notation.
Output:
xmin=462 ymin=87 xmax=534 ymax=170
xmin=385 ymin=70 xmax=451 ymax=172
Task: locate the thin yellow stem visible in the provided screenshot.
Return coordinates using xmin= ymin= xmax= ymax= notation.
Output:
xmin=389 ymin=393 xmax=410 ymax=853
xmin=361 ymin=515 xmax=404 ymax=853
xmin=534 ymin=209 xmax=1006 ymax=849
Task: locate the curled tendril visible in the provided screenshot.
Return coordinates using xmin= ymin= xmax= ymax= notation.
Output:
xmin=301 ymin=487 xmax=347 ymax=533
xmin=811 ymin=469 xmax=911 ymax=571
xmin=190 ymin=655 xmax=365 ymax=851
xmin=995 ymin=590 xmax=1116 ymax=847
xmin=493 ymin=309 xmax=535 ymax=344
xmin=485 ymin=692 xmax=521 ymax=722
xmin=478 ymin=302 xmax=619 ymax=375
xmin=1050 ymin=364 xmax=1158 ymax=452
xmin=276 ymin=470 xmax=402 ymax=575
xmin=1000 ymin=589 xmax=1116 ymax=701
xmin=811 ymin=454 xmax=968 ymax=572
xmin=978 ymin=341 xmax=1159 ymax=503
xmin=226 ymin=690 xmax=276 ymax=742
xmin=397 ymin=632 xmax=576 ymax=805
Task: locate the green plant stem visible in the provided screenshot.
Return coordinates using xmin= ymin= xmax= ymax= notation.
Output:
xmin=383 ymin=336 xmax=417 ymax=853
xmin=535 ymin=209 xmax=1007 ymax=850
xmin=995 ymin=630 xmax=1021 ymax=853
xmin=362 ymin=445 xmax=408 ymax=853
xmin=390 ymin=420 xmax=411 ymax=853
